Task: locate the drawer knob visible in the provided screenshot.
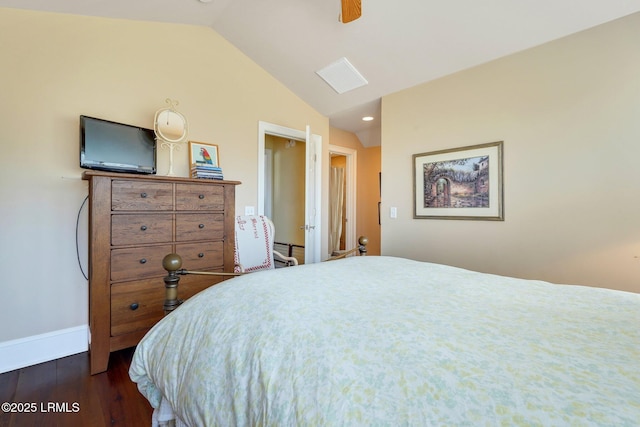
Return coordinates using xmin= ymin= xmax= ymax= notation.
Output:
xmin=130 ymin=303 xmax=139 ymax=311
xmin=199 ymin=194 xmax=205 ymax=199
xmin=140 ymin=192 xmax=147 ymax=198
xmin=140 ymin=225 xmax=148 ymax=231
xmin=140 ymin=258 xmax=147 ymax=264
xmin=198 ymin=224 xmax=205 ymax=229
xmin=198 ymin=253 xmax=204 ymax=258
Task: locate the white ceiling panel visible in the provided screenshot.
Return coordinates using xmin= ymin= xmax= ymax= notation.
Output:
xmin=2 ymin=0 xmax=639 ymax=146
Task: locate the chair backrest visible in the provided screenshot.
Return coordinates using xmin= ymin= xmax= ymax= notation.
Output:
xmin=234 ymin=215 xmax=277 ymax=273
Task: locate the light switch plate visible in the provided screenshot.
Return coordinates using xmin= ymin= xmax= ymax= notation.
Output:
xmin=390 ymin=207 xmax=397 ymax=218
xmin=245 ymin=206 xmax=255 ymax=215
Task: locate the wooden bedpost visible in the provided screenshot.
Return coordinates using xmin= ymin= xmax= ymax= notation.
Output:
xmin=162 ymin=253 xmax=183 ymax=315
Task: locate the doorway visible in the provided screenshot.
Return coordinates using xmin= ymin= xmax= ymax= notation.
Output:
xmin=328 ymin=145 xmax=356 ymax=253
xmin=264 ymin=135 xmax=306 ymax=263
xmin=258 ymin=121 xmax=322 ymax=264
xmin=330 ymin=154 xmax=347 ymax=252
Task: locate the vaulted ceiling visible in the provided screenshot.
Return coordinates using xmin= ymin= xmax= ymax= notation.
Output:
xmin=2 ymin=0 xmax=640 ymax=146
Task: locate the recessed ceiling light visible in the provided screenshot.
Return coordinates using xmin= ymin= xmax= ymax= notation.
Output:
xmin=362 ymin=116 xmax=374 ymax=121
xmin=199 ymin=0 xmax=213 ymax=3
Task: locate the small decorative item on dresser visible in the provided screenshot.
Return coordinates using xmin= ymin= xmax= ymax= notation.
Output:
xmin=154 ymin=99 xmax=189 ymax=176
xmin=191 ymin=164 xmax=224 ymax=180
xmin=189 ymin=141 xmax=224 ymax=180
xmin=189 ymin=141 xmax=219 ymax=167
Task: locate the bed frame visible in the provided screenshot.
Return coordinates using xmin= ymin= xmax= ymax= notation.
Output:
xmin=161 ymin=236 xmax=369 ymax=315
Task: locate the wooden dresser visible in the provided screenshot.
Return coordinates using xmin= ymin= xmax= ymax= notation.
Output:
xmin=82 ymin=171 xmax=240 ymax=374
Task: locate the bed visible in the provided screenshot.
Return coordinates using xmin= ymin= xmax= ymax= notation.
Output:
xmin=129 ymin=255 xmax=640 ymax=426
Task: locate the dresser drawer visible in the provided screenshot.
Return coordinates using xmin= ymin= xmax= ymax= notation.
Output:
xmin=111 ymin=278 xmax=165 ymax=336
xmin=175 ymin=213 xmax=224 ymax=241
xmin=111 ymin=214 xmax=173 ymax=246
xmin=111 ymin=245 xmax=172 ymax=282
xmin=176 ymin=183 xmax=225 ymax=211
xmin=176 ymin=241 xmax=224 ymax=270
xmin=179 ymin=270 xmax=226 ymax=299
xmin=112 ymin=181 xmax=173 ymax=211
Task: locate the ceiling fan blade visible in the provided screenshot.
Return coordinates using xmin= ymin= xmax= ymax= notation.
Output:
xmin=341 ymin=0 xmax=362 ymax=23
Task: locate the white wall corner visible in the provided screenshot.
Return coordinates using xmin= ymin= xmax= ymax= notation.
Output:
xmin=0 ymin=325 xmax=89 ymax=374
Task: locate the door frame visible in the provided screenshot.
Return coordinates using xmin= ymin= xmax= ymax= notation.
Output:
xmin=258 ymin=121 xmax=322 ymax=263
xmin=328 ymin=144 xmax=357 ymax=252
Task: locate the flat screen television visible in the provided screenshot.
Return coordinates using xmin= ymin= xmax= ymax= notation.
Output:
xmin=80 ymin=115 xmax=157 ymax=174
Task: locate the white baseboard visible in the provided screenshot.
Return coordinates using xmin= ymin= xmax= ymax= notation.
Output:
xmin=0 ymin=325 xmax=89 ymax=374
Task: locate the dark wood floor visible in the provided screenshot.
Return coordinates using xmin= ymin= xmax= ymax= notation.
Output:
xmin=0 ymin=348 xmax=153 ymax=427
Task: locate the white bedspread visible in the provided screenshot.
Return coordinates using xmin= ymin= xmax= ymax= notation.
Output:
xmin=129 ymin=256 xmax=640 ymax=426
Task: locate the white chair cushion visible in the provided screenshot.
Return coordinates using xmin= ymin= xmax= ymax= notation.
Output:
xmin=234 ymin=215 xmax=275 ymax=272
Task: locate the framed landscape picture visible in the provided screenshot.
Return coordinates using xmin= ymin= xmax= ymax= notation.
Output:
xmin=189 ymin=141 xmax=220 ymax=167
xmin=413 ymin=141 xmax=504 ymax=220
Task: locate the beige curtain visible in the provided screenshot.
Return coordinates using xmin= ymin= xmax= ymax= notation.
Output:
xmin=329 ymin=167 xmax=345 ymax=253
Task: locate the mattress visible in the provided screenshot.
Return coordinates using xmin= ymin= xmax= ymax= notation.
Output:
xmin=129 ymin=256 xmax=640 ymax=426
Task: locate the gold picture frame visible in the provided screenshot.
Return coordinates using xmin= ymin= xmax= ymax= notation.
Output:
xmin=188 ymin=141 xmax=220 ymax=167
xmin=413 ymin=141 xmax=504 ymax=220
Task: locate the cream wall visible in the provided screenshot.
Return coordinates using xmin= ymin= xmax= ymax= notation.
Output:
xmin=359 ymin=145 xmax=381 ymax=256
xmin=381 ymin=13 xmax=640 ymax=292
xmin=0 ymin=8 xmax=329 ymax=347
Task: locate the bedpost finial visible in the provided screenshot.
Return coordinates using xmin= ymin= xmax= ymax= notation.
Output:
xmin=163 ymin=253 xmax=183 ymax=272
xmin=358 ymin=236 xmax=368 ymax=256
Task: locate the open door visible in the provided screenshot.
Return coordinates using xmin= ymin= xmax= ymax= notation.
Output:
xmin=258 ymin=122 xmax=322 ymax=263
xmin=303 ymin=125 xmax=322 ymax=263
